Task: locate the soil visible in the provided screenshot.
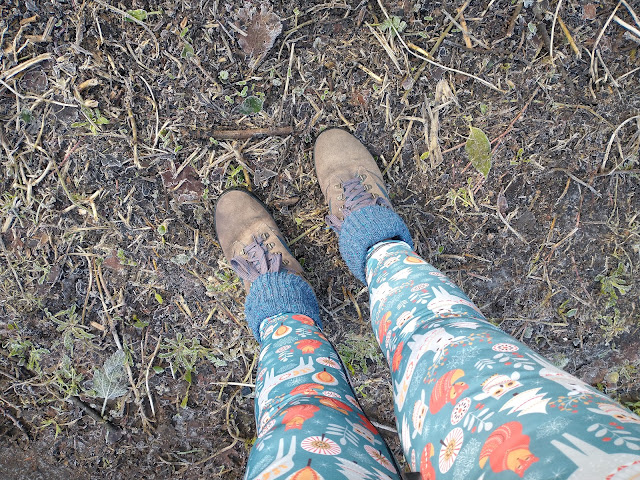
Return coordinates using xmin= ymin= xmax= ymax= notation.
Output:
xmin=1 ymin=0 xmax=639 ymax=479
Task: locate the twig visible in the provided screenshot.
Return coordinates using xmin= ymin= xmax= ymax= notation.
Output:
xmin=556 ymin=17 xmax=580 ymax=57
xmin=211 ymin=126 xmax=293 ymax=140
xmin=550 ymin=168 xmax=601 ymax=197
xmin=366 ymin=23 xmax=401 ymax=72
xmin=67 ymin=396 xmax=122 ymax=436
xmin=614 ymin=15 xmax=640 ymax=40
xmin=496 ymin=208 xmax=528 ymax=244
xmin=491 ymin=87 xmax=540 ymax=153
xmin=590 ymin=2 xmax=621 ymax=83
xmin=549 ymin=0 xmax=564 ymax=62
xmin=506 ymin=1 xmax=524 ymax=37
xmin=382 ymin=119 xmax=414 ymax=176
xmin=600 ymin=115 xmax=640 ymax=172
xmin=144 ymin=336 xmax=162 ymax=418
xmin=139 ymin=75 xmax=159 ymax=148
xmin=0 ymin=53 xmax=52 ymax=81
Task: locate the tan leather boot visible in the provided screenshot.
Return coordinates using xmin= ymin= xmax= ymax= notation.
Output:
xmin=314 ymin=128 xmax=392 ymax=230
xmin=313 ymin=128 xmax=413 ymax=283
xmin=215 ymin=189 xmax=303 ymax=292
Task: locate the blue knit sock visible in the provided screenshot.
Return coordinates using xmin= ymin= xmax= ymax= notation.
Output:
xmin=244 ymin=271 xmax=321 ymax=342
xmin=337 ymin=205 xmax=413 ymax=283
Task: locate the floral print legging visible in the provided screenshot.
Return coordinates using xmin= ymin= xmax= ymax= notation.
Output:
xmin=245 ymin=241 xmax=640 ymax=479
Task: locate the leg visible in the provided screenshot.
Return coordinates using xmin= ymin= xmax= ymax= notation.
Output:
xmin=246 ymin=312 xmax=401 ymax=479
xmin=214 ymin=190 xmax=400 ymax=479
xmin=313 ymin=129 xmax=640 ymax=479
xmin=367 ymin=240 xmax=640 ymax=479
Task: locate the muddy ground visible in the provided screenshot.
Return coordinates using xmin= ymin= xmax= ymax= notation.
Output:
xmin=1 ymin=0 xmax=639 ymax=478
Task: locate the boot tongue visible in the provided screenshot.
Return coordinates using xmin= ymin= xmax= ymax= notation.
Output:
xmin=230 ymin=236 xmax=282 ymax=282
xmin=325 ymin=176 xmax=392 ymax=231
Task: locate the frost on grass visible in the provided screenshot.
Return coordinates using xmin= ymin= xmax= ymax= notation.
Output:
xmin=235 ymin=3 xmax=282 ymax=63
xmin=90 ymin=349 xmax=129 ymax=416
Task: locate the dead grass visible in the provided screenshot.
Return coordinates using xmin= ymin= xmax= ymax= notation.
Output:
xmin=1 ymin=0 xmax=639 ymax=477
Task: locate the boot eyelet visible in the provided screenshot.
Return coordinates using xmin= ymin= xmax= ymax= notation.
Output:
xmin=283 ymin=260 xmax=289 ymax=265
xmin=364 ymin=185 xmax=371 ymax=191
xmin=267 ymin=242 xmax=275 ymax=249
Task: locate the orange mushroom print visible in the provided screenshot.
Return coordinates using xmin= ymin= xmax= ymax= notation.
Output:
xmin=281 ymin=404 xmax=320 ymax=431
xmin=479 ymin=422 xmax=538 ymax=477
xmin=429 ymin=369 xmax=469 ymax=414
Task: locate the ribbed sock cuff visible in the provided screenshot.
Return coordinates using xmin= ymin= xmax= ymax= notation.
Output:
xmin=244 ymin=272 xmax=321 ymax=342
xmin=338 ymin=205 xmax=413 ymax=283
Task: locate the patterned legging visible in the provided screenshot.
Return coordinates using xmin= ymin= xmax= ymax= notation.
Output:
xmin=245 ymin=241 xmax=640 ymax=479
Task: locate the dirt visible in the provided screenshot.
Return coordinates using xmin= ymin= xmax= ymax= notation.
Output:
xmin=1 ymin=0 xmax=639 ymax=478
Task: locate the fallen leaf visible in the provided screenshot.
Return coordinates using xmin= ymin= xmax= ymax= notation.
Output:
xmin=465 ymin=126 xmax=491 ymax=178
xmin=235 ymin=4 xmax=282 ymax=62
xmin=583 ymin=4 xmax=597 ymax=21
xmin=160 ymin=162 xmax=205 ymax=204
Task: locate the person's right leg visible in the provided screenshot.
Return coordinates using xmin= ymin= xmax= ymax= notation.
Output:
xmin=315 ymin=128 xmax=640 ymax=479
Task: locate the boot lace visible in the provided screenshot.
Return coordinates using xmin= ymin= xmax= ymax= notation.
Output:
xmin=326 ymin=176 xmax=391 ymax=231
xmin=230 ymin=235 xmax=282 ymax=283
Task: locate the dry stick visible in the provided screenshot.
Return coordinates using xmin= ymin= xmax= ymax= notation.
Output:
xmin=126 ymin=102 xmax=140 ymax=169
xmin=139 ymin=75 xmax=159 ymax=148
xmin=589 ymin=2 xmax=621 ymax=83
xmin=0 ymin=52 xmax=52 ymax=81
xmin=93 ymin=0 xmax=159 ymax=57
xmin=382 ymin=119 xmax=414 ymax=176
xmin=375 ymin=0 xmax=503 ymax=92
xmin=211 ymin=126 xmax=293 ymax=140
xmin=614 ymin=15 xmax=640 ymax=40
xmin=144 ymin=336 xmax=162 ymax=418
xmin=557 ymin=16 xmax=580 ymax=57
xmin=620 ymin=0 xmax=640 ymax=28
xmin=549 ymin=0 xmax=564 ymax=63
xmin=506 ymin=1 xmax=524 ymax=37
xmin=68 ymin=396 xmax=122 ymax=436
xmin=497 ymin=208 xmax=528 ymax=244
xmin=600 ymin=115 xmax=640 ymax=172
xmin=366 ymin=22 xmax=401 ymax=72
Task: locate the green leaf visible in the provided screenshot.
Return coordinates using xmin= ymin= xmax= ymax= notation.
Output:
xmin=465 ymin=126 xmax=491 ymax=178
xmin=180 ymin=26 xmax=189 ymax=38
xmin=238 ymin=96 xmax=263 ymax=115
xmin=154 ymin=293 xmax=163 ymax=304
xmin=126 ymin=9 xmax=148 ymax=22
xmin=152 ymin=366 xmax=164 ymax=374
xmin=181 ymin=42 xmax=194 ymax=59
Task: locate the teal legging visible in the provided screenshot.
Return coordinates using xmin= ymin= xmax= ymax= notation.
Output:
xmin=245 ymin=241 xmax=640 ymax=479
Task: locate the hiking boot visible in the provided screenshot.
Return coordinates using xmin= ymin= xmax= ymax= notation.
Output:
xmin=313 ymin=128 xmax=413 ymax=283
xmin=314 ymin=128 xmax=393 ymax=231
xmin=215 ymin=189 xmax=304 ymax=292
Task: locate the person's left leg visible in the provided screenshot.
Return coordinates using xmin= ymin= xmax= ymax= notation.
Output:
xmin=214 ymin=189 xmax=400 ymax=480
xmin=247 ymin=311 xmax=401 ymax=480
